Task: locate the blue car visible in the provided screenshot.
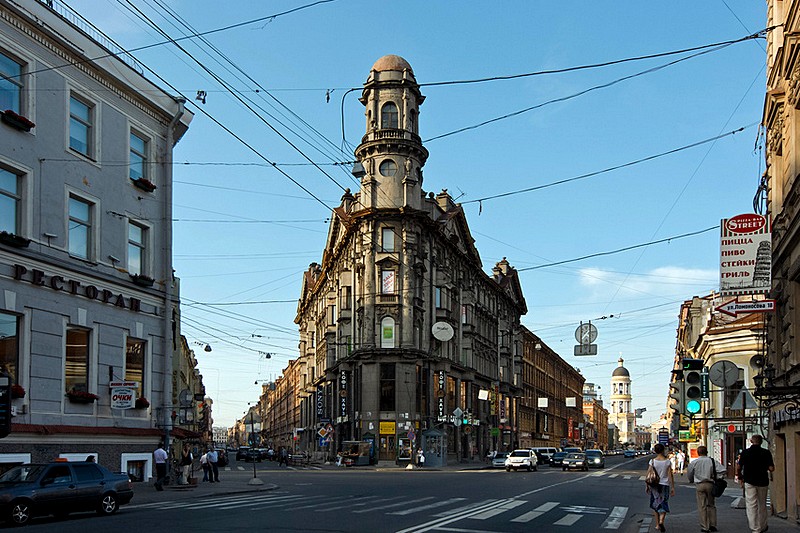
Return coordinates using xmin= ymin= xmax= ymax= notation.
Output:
xmin=623 ymin=449 xmax=637 ymax=458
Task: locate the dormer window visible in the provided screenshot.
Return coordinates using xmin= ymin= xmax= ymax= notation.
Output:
xmin=381 ymin=102 xmax=398 ymax=129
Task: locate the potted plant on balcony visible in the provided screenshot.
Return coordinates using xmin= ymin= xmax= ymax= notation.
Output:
xmin=66 ymin=389 xmax=99 ymax=404
xmin=130 ymin=273 xmax=154 ymax=287
xmin=1 ymin=109 xmax=35 ymax=132
xmin=130 ymin=176 xmax=157 ymax=192
xmin=0 ymin=231 xmax=31 ymax=248
xmin=134 ymin=396 xmax=150 ymax=409
xmin=10 ymin=384 xmax=25 ymax=399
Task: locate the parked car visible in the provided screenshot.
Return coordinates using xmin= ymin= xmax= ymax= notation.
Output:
xmin=562 ymin=452 xmax=589 ymax=471
xmin=235 ymin=447 xmax=251 ymax=461
xmin=623 ymin=449 xmax=637 ymax=458
xmin=0 ymin=461 xmax=133 ymax=526
xmin=585 ymin=449 xmax=605 ymax=468
xmin=505 ymin=449 xmax=538 ymax=472
xmin=491 ymin=452 xmax=508 ymax=468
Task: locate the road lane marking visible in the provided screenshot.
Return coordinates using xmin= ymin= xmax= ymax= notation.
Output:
xmin=623 ymin=475 xmax=632 ymax=479
xmin=553 ymin=513 xmax=582 ymax=526
xmin=638 ymin=475 xmax=645 ymax=481
xmin=433 ymin=499 xmax=496 ymax=517
xmin=395 ymin=499 xmax=510 ymax=533
xmin=510 ymin=501 xmax=559 ymax=523
xmin=389 ymin=498 xmax=467 ymax=516
xmin=600 ymin=506 xmax=628 ymax=529
xmin=313 ymin=495 xmax=383 ymax=512
xmin=607 ymin=473 xmax=619 ymax=478
xmin=354 ymin=496 xmax=434 ymax=514
xmin=467 ymin=499 xmax=526 ymax=519
xmin=639 ymin=516 xmax=653 ymax=533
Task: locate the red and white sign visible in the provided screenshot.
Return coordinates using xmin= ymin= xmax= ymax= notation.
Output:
xmin=110 ymin=387 xmax=136 ymax=409
xmin=715 ymin=297 xmax=776 ymax=318
xmin=720 ymin=214 xmax=771 ymax=296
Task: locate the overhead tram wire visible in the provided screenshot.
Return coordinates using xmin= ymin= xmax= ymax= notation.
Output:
xmin=114 ymin=0 xmax=351 ymax=197
xmin=462 ymin=125 xmax=755 ymax=206
xmin=141 ymin=0 xmax=357 ymax=184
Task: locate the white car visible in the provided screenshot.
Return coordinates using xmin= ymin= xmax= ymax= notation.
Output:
xmin=505 ymin=449 xmax=538 ymax=472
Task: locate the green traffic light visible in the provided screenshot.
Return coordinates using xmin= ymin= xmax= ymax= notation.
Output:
xmin=686 ymin=399 xmax=701 ymax=415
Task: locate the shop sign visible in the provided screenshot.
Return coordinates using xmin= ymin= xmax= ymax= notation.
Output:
xmin=110 ymin=387 xmax=136 ymax=409
xmin=437 ymin=371 xmax=446 ymax=421
xmin=316 ymin=385 xmax=324 ymax=418
xmin=719 ymin=214 xmax=771 ymax=295
xmin=772 ymin=406 xmax=800 ymax=429
xmin=379 ymin=421 xmax=396 ymax=434
xmin=339 ymin=370 xmax=348 ymax=418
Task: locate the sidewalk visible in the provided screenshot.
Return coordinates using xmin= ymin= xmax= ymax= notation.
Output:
xmin=666 ymin=472 xmax=798 ymax=533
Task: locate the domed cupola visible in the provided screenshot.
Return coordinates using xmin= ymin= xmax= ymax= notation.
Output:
xmin=354 ymin=55 xmax=429 ymax=211
xmin=612 ymin=357 xmax=630 ymax=378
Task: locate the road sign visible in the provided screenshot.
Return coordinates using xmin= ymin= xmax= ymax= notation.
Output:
xmin=731 ymin=389 xmax=758 ymax=410
xmin=715 ymin=298 xmax=776 ymax=318
xmin=574 ymin=344 xmax=598 ymax=356
xmin=408 ymin=429 xmax=416 ymax=441
xmin=318 ymin=428 xmax=329 ymax=438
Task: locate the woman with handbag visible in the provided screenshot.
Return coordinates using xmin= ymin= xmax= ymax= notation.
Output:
xmin=646 ymin=443 xmax=675 ymax=532
xmin=687 ymin=445 xmax=725 ymax=533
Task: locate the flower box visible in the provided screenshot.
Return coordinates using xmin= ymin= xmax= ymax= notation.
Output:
xmin=10 ymin=384 xmax=25 ymax=399
xmin=66 ymin=390 xmax=99 ymax=404
xmin=135 ymin=397 xmax=150 ymax=409
xmin=0 ymin=231 xmax=30 ymax=248
xmin=131 ymin=177 xmax=157 ymax=192
xmin=1 ymin=110 xmax=35 ymax=132
xmin=131 ymin=274 xmax=154 ymax=287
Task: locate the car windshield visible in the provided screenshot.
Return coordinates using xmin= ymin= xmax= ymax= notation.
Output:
xmin=510 ymin=451 xmax=529 ymax=457
xmin=0 ymin=465 xmax=46 ymax=483
xmin=567 ymin=453 xmax=584 ymax=459
xmin=585 ymin=451 xmax=602 ymax=457
xmin=494 ymin=453 xmax=507 ymax=459
xmin=564 ymin=448 xmax=582 ymax=453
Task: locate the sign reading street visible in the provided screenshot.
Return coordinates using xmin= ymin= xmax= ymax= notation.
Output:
xmin=719 ymin=213 xmax=771 ymax=296
xmin=715 ymin=297 xmax=776 ymax=318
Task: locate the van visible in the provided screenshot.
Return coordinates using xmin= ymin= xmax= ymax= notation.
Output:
xmin=530 ymin=447 xmax=559 ymax=464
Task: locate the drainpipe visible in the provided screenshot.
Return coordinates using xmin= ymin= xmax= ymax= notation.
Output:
xmin=163 ymin=98 xmax=185 ymax=453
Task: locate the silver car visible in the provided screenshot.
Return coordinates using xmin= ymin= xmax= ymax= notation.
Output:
xmin=491 ymin=452 xmax=508 ymax=468
xmin=505 ymin=449 xmax=538 ymax=472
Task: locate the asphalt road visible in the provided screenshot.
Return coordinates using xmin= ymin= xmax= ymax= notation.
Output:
xmin=12 ymin=455 xmax=685 ymax=533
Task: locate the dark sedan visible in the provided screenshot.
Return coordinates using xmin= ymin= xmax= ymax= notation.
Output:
xmin=585 ymin=449 xmax=605 ymax=468
xmin=0 ymin=462 xmax=133 ymax=526
xmin=562 ymin=452 xmax=589 ymax=471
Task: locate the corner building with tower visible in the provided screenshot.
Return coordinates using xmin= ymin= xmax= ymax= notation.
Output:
xmin=291 ymin=55 xmax=527 ymax=464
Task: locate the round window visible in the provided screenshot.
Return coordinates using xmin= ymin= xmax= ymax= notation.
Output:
xmin=379 ymin=160 xmax=398 ymax=177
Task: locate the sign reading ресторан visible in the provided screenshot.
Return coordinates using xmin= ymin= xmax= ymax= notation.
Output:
xmin=719 ymin=214 xmax=771 ymax=296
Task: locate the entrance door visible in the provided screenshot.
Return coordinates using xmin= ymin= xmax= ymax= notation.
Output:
xmin=380 ymin=435 xmax=395 ymax=461
xmin=725 ymin=433 xmax=745 ymax=478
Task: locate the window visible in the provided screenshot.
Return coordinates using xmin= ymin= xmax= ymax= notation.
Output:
xmin=381 ymin=227 xmax=395 ymax=252
xmin=328 ymin=305 xmax=336 ymax=326
xmin=65 ymin=328 xmax=89 ymax=394
xmin=379 ymin=159 xmax=397 ymax=177
xmin=0 ymin=51 xmax=23 ymax=114
xmin=409 ymin=109 xmax=417 ymax=133
xmin=381 ymin=270 xmax=396 ymax=294
xmin=381 ymin=102 xmax=398 ymax=129
xmin=0 ymin=312 xmax=19 ymax=383
xmin=129 ymin=132 xmax=148 ymax=181
xmin=127 ymin=221 xmax=147 ymax=276
xmin=379 ymin=363 xmax=395 ymax=411
xmin=73 ymin=464 xmax=103 ymax=482
xmin=340 ymin=286 xmax=351 ymax=310
xmin=380 ymin=316 xmax=395 ymax=349
xmin=69 ymin=96 xmax=93 ymax=157
xmin=0 ymin=168 xmax=20 ymax=234
xmin=68 ymin=196 xmax=93 ymax=260
xmin=125 ymin=338 xmax=145 ymax=393
xmin=434 ymin=286 xmax=442 ymax=308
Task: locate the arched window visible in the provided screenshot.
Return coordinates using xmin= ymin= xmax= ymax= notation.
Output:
xmin=381 ymin=102 xmax=398 ymax=129
xmin=380 ymin=316 xmax=395 ymax=348
xmin=409 ymin=109 xmax=417 ymax=133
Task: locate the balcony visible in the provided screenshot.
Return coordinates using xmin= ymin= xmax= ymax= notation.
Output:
xmin=378 ymin=294 xmax=398 ymax=304
xmin=361 ymin=128 xmax=421 ymax=145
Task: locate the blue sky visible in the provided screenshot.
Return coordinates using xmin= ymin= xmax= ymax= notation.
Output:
xmin=66 ymin=0 xmax=767 ymax=427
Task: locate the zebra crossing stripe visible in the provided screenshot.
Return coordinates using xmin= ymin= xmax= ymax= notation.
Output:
xmin=354 ymin=496 xmax=434 ymax=514
xmin=623 ymin=475 xmax=632 ymax=480
xmin=313 ymin=495 xmax=383 ymax=512
xmin=433 ymin=500 xmax=497 ymax=518
xmin=600 ymin=506 xmax=628 ymax=529
xmin=553 ymin=513 xmax=582 ymax=526
xmin=510 ymin=501 xmax=559 ymax=523
xmin=468 ymin=499 xmax=526 ymax=520
xmin=607 ymin=474 xmax=619 ymax=478
xmin=638 ymin=475 xmax=645 ymax=481
xmin=389 ymin=498 xmax=467 ymax=516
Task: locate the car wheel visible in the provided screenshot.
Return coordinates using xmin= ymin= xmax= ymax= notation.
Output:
xmin=533 ymin=464 xmax=538 ymax=471
xmin=9 ymin=499 xmax=32 ymax=526
xmin=527 ymin=465 xmax=532 ymax=472
xmin=506 ymin=467 xmax=511 ymax=472
xmin=562 ymin=467 xmax=566 ymax=471
xmin=97 ymin=493 xmax=119 ymax=516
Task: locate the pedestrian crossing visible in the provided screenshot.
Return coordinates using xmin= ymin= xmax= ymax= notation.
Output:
xmin=223 ymin=465 xmax=322 ymax=471
xmin=132 ymin=491 xmax=631 ymax=530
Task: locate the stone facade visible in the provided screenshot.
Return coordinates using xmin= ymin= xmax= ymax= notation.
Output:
xmin=0 ymin=0 xmax=191 ymax=478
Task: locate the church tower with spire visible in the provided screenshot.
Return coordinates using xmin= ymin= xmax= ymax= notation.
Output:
xmin=608 ymin=357 xmax=636 ymax=446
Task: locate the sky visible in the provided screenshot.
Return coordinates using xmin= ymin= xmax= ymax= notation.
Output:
xmin=62 ymin=0 xmax=768 ymax=428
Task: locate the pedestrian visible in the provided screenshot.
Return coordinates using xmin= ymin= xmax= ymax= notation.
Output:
xmin=200 ymin=450 xmax=209 ymax=482
xmin=279 ymin=447 xmax=288 ymax=466
xmin=207 ymin=447 xmax=219 ymax=482
xmin=153 ymin=441 xmax=168 ymax=491
xmin=646 ymin=443 xmax=675 ymax=532
xmin=179 ymin=443 xmax=193 ymax=485
xmin=417 ymin=448 xmax=425 ymax=468
xmin=85 ymin=454 xmax=95 ymax=463
xmin=676 ymin=449 xmax=686 ymax=476
xmin=736 ymin=434 xmax=775 ymax=533
xmin=687 ymin=445 xmax=724 ymax=533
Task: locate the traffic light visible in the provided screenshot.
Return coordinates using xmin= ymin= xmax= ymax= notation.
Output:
xmin=668 ymin=380 xmax=684 ymax=417
xmin=683 ymin=359 xmax=703 ymax=416
xmin=0 ymin=374 xmax=11 ymax=439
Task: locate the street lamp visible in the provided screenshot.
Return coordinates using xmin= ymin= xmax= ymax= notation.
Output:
xmin=246 ymin=405 xmax=263 ymax=486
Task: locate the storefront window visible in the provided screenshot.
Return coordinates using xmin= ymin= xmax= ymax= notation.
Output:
xmin=0 ymin=313 xmax=19 ymax=382
xmin=65 ymin=328 xmax=89 ymax=393
xmin=125 ymin=338 xmax=145 ymax=393
xmin=380 ymin=363 xmax=395 ymax=412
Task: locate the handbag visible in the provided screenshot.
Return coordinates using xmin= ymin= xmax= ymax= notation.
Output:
xmin=712 ymin=460 xmax=727 ymax=497
xmin=645 ymin=460 xmax=660 ymax=486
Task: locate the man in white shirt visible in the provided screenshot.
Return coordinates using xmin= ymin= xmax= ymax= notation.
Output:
xmin=153 ymin=442 xmax=168 ymax=492
xmin=207 ymin=447 xmax=219 ymax=482
xmin=687 ymin=446 xmax=724 ymax=533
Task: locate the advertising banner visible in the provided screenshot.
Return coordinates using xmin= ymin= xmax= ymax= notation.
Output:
xmin=720 ymin=214 xmax=771 ymax=295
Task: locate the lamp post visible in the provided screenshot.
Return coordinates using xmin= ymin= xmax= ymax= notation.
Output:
xmin=247 ymin=405 xmax=263 ymax=486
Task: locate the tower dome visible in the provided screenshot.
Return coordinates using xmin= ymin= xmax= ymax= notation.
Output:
xmin=612 ymin=357 xmax=630 ymax=377
xmin=371 ymin=54 xmax=413 ymax=73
